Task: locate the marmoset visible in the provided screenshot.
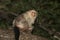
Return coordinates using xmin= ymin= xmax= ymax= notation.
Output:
xmin=13 ymin=10 xmax=38 ymax=32
xmin=13 ymin=10 xmax=38 ymax=40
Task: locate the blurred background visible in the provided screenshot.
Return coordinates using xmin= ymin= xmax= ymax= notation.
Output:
xmin=0 ymin=0 xmax=60 ymax=40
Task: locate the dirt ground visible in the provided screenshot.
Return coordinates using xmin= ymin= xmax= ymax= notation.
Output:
xmin=0 ymin=28 xmax=15 ymax=40
xmin=0 ymin=28 xmax=48 ymax=40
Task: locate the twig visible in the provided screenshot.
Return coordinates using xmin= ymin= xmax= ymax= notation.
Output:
xmin=38 ymin=24 xmax=60 ymax=39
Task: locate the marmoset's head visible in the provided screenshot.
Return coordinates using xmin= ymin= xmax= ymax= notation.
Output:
xmin=26 ymin=10 xmax=38 ymax=18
